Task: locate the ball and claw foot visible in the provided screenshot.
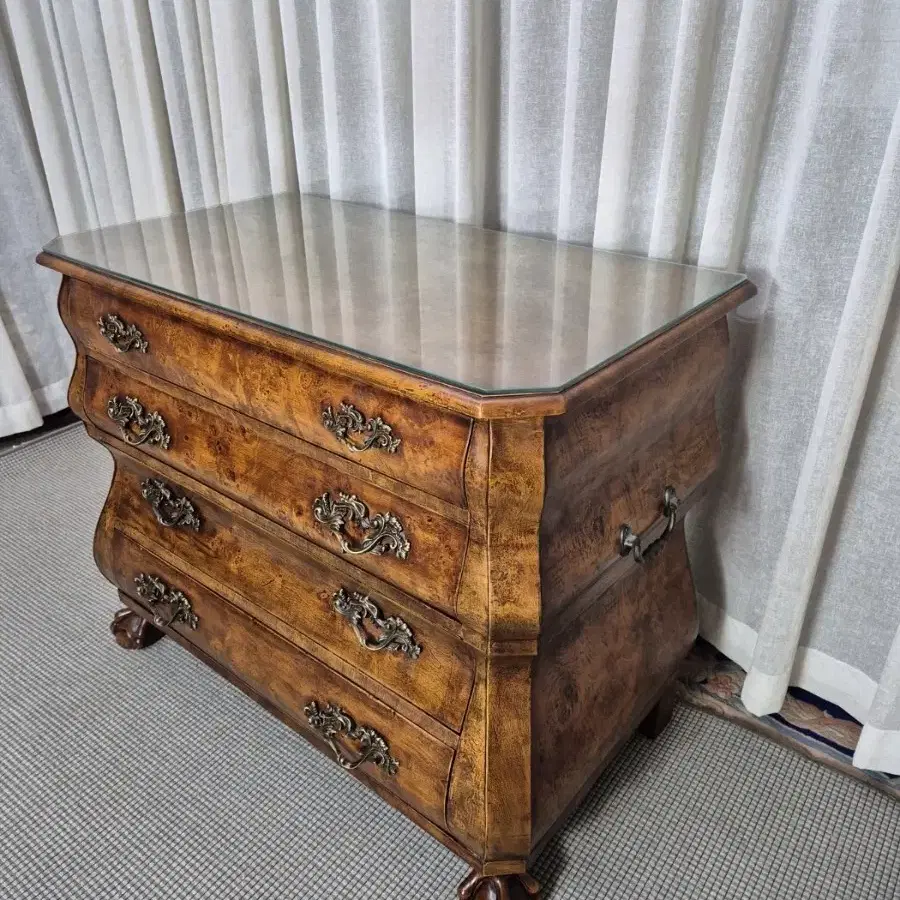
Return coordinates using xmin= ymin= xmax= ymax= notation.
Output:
xmin=110 ymin=608 xmax=164 ymax=650
xmin=457 ymin=871 xmax=540 ymax=900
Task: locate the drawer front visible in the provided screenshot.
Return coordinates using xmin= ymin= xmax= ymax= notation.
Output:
xmin=82 ymin=359 xmax=468 ymax=619
xmin=99 ymin=528 xmax=455 ymax=827
xmin=104 ymin=448 xmax=477 ymax=732
xmin=65 ymin=280 xmax=471 ymax=506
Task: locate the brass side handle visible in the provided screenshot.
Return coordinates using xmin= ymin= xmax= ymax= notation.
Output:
xmin=304 ymin=701 xmax=399 ymax=776
xmin=107 ymin=395 xmax=171 ymax=449
xmin=134 ymin=573 xmax=198 ymax=629
xmin=140 ymin=478 xmax=201 ymax=530
xmin=98 ymin=313 xmax=148 ymax=353
xmin=618 ymin=487 xmax=680 ymax=564
xmin=321 ymin=402 xmax=400 ymax=454
xmin=332 ymin=588 xmax=421 ymax=659
xmin=312 ymin=492 xmax=410 ymax=559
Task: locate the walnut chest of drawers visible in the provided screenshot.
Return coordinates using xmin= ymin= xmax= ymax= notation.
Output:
xmin=39 ymin=193 xmax=754 ymax=899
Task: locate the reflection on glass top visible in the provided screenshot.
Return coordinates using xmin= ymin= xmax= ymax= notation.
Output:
xmin=45 ymin=193 xmax=747 ymax=395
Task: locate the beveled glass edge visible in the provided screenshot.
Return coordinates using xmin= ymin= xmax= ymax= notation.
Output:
xmin=41 ymin=246 xmax=750 ymax=398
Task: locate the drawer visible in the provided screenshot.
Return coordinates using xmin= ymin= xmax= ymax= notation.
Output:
xmin=81 ymin=358 xmax=469 ymax=619
xmin=98 ymin=528 xmax=455 ymax=828
xmin=64 ymin=280 xmax=472 ymax=506
xmin=102 ymin=447 xmax=477 ymax=732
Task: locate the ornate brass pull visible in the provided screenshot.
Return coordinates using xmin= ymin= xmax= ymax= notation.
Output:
xmin=312 ymin=492 xmax=410 ymax=559
xmin=321 ymin=402 xmax=400 ymax=454
xmin=304 ymin=701 xmax=398 ymax=776
xmin=107 ymin=395 xmax=171 ymax=448
xmin=98 ymin=313 xmax=148 ymax=353
xmin=134 ymin=573 xmax=198 ymax=629
xmin=332 ymin=588 xmax=421 ymax=659
xmin=618 ymin=487 xmax=680 ymax=564
xmin=140 ymin=478 xmax=200 ymax=530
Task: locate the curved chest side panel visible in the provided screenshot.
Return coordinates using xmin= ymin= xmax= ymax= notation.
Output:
xmin=541 ymin=320 xmax=729 ymax=623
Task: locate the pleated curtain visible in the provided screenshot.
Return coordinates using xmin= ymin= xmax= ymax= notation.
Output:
xmin=1 ymin=0 xmax=898 ymax=774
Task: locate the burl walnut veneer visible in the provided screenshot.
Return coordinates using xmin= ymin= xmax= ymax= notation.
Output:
xmin=40 ymin=193 xmax=754 ymax=899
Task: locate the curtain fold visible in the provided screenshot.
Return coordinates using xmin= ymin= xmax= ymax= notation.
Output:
xmin=741 ymin=95 xmax=900 ymax=719
xmin=1 ymin=0 xmax=898 ymax=773
xmin=0 ymin=0 xmax=73 ymax=435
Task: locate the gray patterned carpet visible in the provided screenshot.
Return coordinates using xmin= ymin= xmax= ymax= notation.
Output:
xmin=1 ymin=425 xmax=898 ymax=900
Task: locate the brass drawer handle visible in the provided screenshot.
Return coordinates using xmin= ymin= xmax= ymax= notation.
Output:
xmin=322 ymin=402 xmax=400 ymax=454
xmin=304 ymin=701 xmax=399 ymax=776
xmin=134 ymin=573 xmax=198 ymax=629
xmin=312 ymin=492 xmax=410 ymax=559
xmin=107 ymin=395 xmax=171 ymax=449
xmin=332 ymin=588 xmax=421 ymax=659
xmin=140 ymin=478 xmax=201 ymax=530
xmin=618 ymin=487 xmax=680 ymax=564
xmin=98 ymin=313 xmax=148 ymax=353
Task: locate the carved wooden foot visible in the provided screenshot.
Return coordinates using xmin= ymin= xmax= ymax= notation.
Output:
xmin=638 ymin=682 xmax=677 ymax=739
xmin=457 ymin=870 xmax=540 ymax=900
xmin=110 ymin=608 xmax=164 ymax=650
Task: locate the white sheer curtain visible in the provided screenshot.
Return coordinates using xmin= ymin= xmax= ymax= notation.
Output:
xmin=0 ymin=4 xmax=72 ymax=435
xmin=1 ymin=0 xmax=898 ymax=773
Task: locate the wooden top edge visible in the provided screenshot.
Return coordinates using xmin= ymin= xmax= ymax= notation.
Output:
xmin=556 ymin=278 xmax=757 ymax=412
xmin=38 ymin=251 xmax=755 ymax=420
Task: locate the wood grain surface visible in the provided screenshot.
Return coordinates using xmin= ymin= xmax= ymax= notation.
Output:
xmin=64 ymin=278 xmax=473 ymax=506
xmin=45 ymin=242 xmax=754 ymax=893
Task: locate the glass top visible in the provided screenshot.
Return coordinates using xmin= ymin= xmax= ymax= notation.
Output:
xmin=45 ymin=193 xmax=748 ymax=395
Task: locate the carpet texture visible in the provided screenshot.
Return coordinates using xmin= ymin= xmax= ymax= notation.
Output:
xmin=679 ymin=641 xmax=900 ymax=801
xmin=1 ymin=426 xmax=898 ymax=900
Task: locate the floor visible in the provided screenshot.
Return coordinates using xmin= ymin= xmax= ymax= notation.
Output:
xmin=679 ymin=641 xmax=900 ymax=802
xmin=1 ymin=424 xmax=898 ymax=899
xmin=0 ymin=408 xmax=79 ymax=456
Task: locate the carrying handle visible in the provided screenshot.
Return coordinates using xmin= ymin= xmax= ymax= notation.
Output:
xmin=618 ymin=487 xmax=679 ymax=564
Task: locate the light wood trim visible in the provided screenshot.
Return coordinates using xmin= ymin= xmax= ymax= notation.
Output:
xmin=481 ymin=419 xmax=544 ymax=862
